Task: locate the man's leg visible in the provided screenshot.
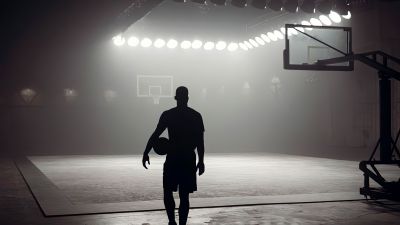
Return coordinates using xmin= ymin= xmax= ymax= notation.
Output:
xmin=164 ymin=189 xmax=176 ymax=224
xmin=178 ymin=189 xmax=190 ymax=225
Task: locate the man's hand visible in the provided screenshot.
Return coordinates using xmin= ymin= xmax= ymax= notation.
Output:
xmin=196 ymin=161 xmax=205 ymax=176
xmin=142 ymin=154 xmax=150 ymax=169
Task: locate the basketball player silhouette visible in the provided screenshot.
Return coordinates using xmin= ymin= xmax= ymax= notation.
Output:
xmin=143 ymin=86 xmax=205 ymax=225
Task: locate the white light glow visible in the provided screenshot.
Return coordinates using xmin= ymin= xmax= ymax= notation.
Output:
xmin=227 ymin=42 xmax=239 ymax=51
xmin=342 ymin=11 xmax=352 ymax=19
xmin=249 ymin=39 xmax=259 ymax=47
xmin=112 ymin=34 xmax=125 ymax=46
xmin=260 ymin=34 xmax=271 ymax=43
xmin=167 ymin=39 xmax=178 ymax=49
xmin=239 ymin=43 xmax=248 ymax=51
xmin=301 ymin=21 xmax=313 ymax=30
xmin=180 ymin=40 xmax=191 ymax=49
xmin=280 ymin=27 xmax=286 ymax=34
xmin=244 ymin=41 xmax=253 ymax=49
xmin=127 ymin=36 xmax=139 ymax=47
xmin=154 ymin=39 xmax=166 ymax=48
xmin=288 ymin=28 xmax=299 ymax=36
xmin=216 ymin=41 xmax=227 ymax=51
xmin=204 ymin=41 xmax=215 ymax=50
xmin=141 ymin=38 xmax=152 ymax=48
xmin=319 ymin=15 xmax=332 ymax=25
xmin=255 ymin=37 xmax=265 ymax=45
xmin=295 ymin=25 xmax=305 ymax=32
xmin=267 ymin=32 xmax=278 ymax=41
xmin=310 ymin=18 xmax=322 ymax=26
xmin=192 ymin=40 xmax=203 ymax=49
xmin=273 ymin=30 xmax=284 ymax=40
xmin=329 ymin=11 xmax=342 ymax=23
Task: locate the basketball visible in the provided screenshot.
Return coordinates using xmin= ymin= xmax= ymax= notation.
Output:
xmin=153 ymin=137 xmax=170 ymax=155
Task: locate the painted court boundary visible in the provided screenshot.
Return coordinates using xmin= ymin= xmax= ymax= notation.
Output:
xmin=15 ymin=157 xmax=364 ymax=217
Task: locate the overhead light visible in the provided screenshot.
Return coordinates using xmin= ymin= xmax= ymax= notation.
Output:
xmin=141 ymin=38 xmax=152 ymax=47
xmin=268 ymin=0 xmax=283 ymax=11
xmin=252 ymin=0 xmax=267 ymax=9
xmin=319 ymin=15 xmax=332 ymax=25
xmin=204 ymin=41 xmax=215 ymax=50
xmin=239 ymin=43 xmax=249 ymax=51
xmin=255 ymin=37 xmax=265 ymax=45
xmin=112 ymin=34 xmax=125 ymax=46
xmin=244 ymin=41 xmax=253 ymax=49
xmin=273 ymin=30 xmax=284 ymax=40
xmin=300 ymin=0 xmax=315 ymax=13
xmin=310 ymin=18 xmax=322 ymax=26
xmin=301 ymin=20 xmax=313 ymax=30
xmin=154 ymin=39 xmax=166 ymax=48
xmin=167 ymin=39 xmax=178 ymax=49
xmin=249 ymin=39 xmax=259 ymax=47
xmin=342 ymin=11 xmax=351 ymax=19
xmin=231 ymin=0 xmax=247 ymax=8
xmin=211 ymin=0 xmax=226 ymax=5
xmin=216 ymin=41 xmax=227 ymax=50
xmin=260 ymin=34 xmax=271 ymax=43
xmin=181 ymin=40 xmax=192 ymax=49
xmin=329 ymin=10 xmax=342 ymax=23
xmin=127 ymin=36 xmax=139 ymax=47
xmin=227 ymin=42 xmax=239 ymax=51
xmin=315 ymin=0 xmax=333 ymax=14
xmin=192 ymin=40 xmax=203 ymax=49
xmin=288 ymin=27 xmax=299 ymax=36
xmin=267 ymin=32 xmax=278 ymax=41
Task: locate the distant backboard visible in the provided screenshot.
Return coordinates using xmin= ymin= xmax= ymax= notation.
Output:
xmin=283 ymin=24 xmax=353 ymax=71
xmin=137 ymin=75 xmax=173 ymax=104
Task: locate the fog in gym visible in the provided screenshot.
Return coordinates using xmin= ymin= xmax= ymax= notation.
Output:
xmin=1 ymin=1 xmax=400 ymax=225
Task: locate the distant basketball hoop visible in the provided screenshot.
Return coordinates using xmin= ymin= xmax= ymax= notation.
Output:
xmin=137 ymin=75 xmax=173 ymax=105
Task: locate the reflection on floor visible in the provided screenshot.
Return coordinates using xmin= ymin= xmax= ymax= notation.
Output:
xmin=2 ymin=155 xmax=399 ymax=224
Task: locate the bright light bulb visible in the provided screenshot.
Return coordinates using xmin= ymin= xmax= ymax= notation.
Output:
xmin=112 ymin=34 xmax=125 ymax=46
xmin=244 ymin=41 xmax=253 ymax=49
xmin=310 ymin=18 xmax=322 ymax=26
xmin=127 ymin=36 xmax=139 ymax=47
xmin=273 ymin=30 xmax=284 ymax=40
xmin=342 ymin=11 xmax=351 ymax=19
xmin=216 ymin=41 xmax=227 ymax=51
xmin=227 ymin=42 xmax=239 ymax=51
xmin=249 ymin=39 xmax=259 ymax=47
xmin=267 ymin=32 xmax=278 ymax=41
xmin=180 ymin=40 xmax=191 ymax=49
xmin=301 ymin=21 xmax=313 ymax=30
xmin=255 ymin=37 xmax=265 ymax=45
xmin=288 ymin=28 xmax=299 ymax=36
xmin=204 ymin=42 xmax=215 ymax=50
xmin=154 ymin=39 xmax=166 ymax=48
xmin=192 ymin=40 xmax=203 ymax=49
xmin=329 ymin=10 xmax=342 ymax=23
xmin=141 ymin=38 xmax=152 ymax=47
xmin=167 ymin=39 xmax=178 ymax=49
xmin=260 ymin=34 xmax=271 ymax=43
xmin=239 ymin=43 xmax=248 ymax=51
xmin=319 ymin=15 xmax=332 ymax=25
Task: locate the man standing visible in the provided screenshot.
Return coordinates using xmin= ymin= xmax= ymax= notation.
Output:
xmin=142 ymin=86 xmax=205 ymax=225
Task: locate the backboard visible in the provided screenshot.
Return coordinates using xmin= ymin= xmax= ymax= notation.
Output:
xmin=283 ymin=24 xmax=353 ymax=71
xmin=137 ymin=75 xmax=173 ymax=104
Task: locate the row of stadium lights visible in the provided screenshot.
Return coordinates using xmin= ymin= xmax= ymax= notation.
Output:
xmin=112 ymin=10 xmax=351 ymax=51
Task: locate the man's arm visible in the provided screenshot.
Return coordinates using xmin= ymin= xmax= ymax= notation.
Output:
xmin=142 ymin=114 xmax=167 ymax=169
xmin=196 ymin=132 xmax=205 ymax=175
